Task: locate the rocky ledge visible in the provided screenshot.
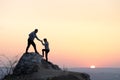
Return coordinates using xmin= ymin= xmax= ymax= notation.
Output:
xmin=3 ymin=52 xmax=91 ymax=80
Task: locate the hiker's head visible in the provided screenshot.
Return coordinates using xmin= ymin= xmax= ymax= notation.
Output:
xmin=43 ymin=38 xmax=47 ymax=42
xmin=34 ymin=29 xmax=38 ymax=33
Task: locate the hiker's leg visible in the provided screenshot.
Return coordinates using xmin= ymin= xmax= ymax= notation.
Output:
xmin=45 ymin=50 xmax=49 ymax=62
xmin=31 ymin=41 xmax=38 ymax=53
xmin=25 ymin=39 xmax=31 ymax=53
xmin=45 ymin=52 xmax=48 ymax=62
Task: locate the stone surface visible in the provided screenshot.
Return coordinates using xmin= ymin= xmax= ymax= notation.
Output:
xmin=4 ymin=52 xmax=91 ymax=80
xmin=13 ymin=52 xmax=60 ymax=75
xmin=49 ymin=74 xmax=80 ymax=80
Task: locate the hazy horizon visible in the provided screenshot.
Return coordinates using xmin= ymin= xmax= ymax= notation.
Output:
xmin=68 ymin=68 xmax=120 ymax=80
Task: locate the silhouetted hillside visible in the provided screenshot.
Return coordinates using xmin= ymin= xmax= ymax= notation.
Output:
xmin=3 ymin=52 xmax=91 ymax=80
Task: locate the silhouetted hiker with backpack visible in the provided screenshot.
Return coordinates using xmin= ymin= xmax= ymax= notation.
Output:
xmin=25 ymin=29 xmax=42 ymax=53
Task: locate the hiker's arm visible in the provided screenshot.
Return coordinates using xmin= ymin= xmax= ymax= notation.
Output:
xmin=40 ymin=41 xmax=44 ymax=45
xmin=36 ymin=35 xmax=42 ymax=42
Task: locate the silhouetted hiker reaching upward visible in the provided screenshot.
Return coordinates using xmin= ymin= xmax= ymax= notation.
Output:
xmin=25 ymin=29 xmax=42 ymax=53
xmin=41 ymin=38 xmax=50 ymax=61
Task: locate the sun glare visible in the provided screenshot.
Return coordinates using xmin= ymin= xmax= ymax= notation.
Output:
xmin=90 ymin=65 xmax=96 ymax=69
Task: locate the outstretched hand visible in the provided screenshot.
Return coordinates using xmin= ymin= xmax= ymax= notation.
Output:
xmin=40 ymin=40 xmax=44 ymax=45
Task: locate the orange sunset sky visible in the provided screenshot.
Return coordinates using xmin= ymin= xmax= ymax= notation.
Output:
xmin=0 ymin=0 xmax=120 ymax=68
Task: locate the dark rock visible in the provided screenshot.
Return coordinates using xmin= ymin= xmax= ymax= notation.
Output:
xmin=49 ymin=74 xmax=80 ymax=80
xmin=13 ymin=52 xmax=61 ymax=75
xmin=3 ymin=52 xmax=91 ymax=80
xmin=81 ymin=73 xmax=90 ymax=80
xmin=41 ymin=59 xmax=60 ymax=70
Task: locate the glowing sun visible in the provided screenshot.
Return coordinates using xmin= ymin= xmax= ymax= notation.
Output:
xmin=90 ymin=65 xmax=96 ymax=69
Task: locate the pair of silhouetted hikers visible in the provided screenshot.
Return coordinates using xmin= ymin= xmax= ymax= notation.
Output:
xmin=25 ymin=29 xmax=50 ymax=62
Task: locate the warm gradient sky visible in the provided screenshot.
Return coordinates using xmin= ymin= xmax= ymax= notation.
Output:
xmin=0 ymin=0 xmax=120 ymax=68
